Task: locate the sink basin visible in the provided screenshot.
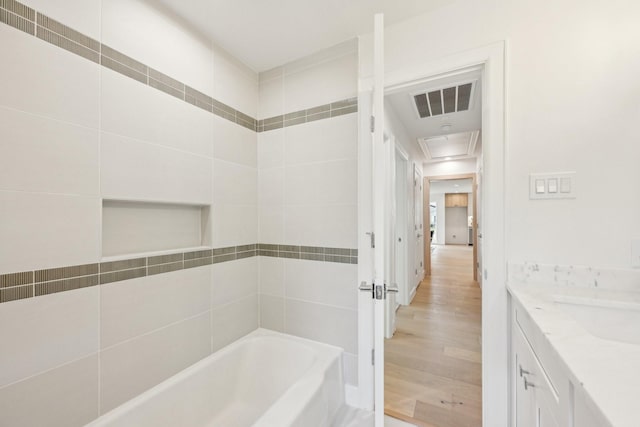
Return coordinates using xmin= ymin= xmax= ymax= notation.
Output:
xmin=553 ymin=295 xmax=640 ymax=346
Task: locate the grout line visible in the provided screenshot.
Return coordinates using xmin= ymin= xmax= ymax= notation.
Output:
xmin=284 ymin=296 xmax=358 ymax=313
xmin=0 ymin=350 xmax=100 ymax=391
xmin=98 ymin=0 xmax=103 ymax=413
xmin=99 ymin=310 xmax=211 ymax=353
xmin=99 ymin=130 xmax=215 ymax=161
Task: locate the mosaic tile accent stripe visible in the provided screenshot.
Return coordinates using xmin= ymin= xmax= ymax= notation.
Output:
xmin=0 ymin=243 xmax=356 ymax=303
xmin=100 ymin=258 xmax=146 ymax=273
xmin=148 ymin=261 xmax=183 ymax=276
xmin=257 ymin=244 xmax=358 ymax=264
xmin=147 ymin=253 xmax=183 ymax=266
xmin=36 ymin=26 xmax=100 ymax=63
xmin=0 ymin=7 xmax=34 ymax=34
xmin=0 ymin=271 xmax=33 ymax=288
xmin=100 ymin=267 xmax=146 ymax=285
xmin=0 ymin=0 xmax=357 ymax=134
xmin=36 ymin=13 xmax=100 ymax=52
xmin=101 ymin=44 xmax=145 ymax=72
xmin=35 ymin=263 xmax=98 ymax=282
xmin=257 ymin=97 xmax=357 ymax=132
xmin=0 ymin=285 xmax=33 ymax=303
xmin=0 ymin=0 xmax=34 ymax=21
xmin=35 ymin=275 xmax=98 ymax=296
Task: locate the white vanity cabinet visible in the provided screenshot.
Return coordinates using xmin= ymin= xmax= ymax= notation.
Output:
xmin=511 ymin=296 xmax=561 ymax=427
xmin=512 ymin=322 xmax=560 ymax=427
xmin=509 ymin=286 xmax=623 ymax=427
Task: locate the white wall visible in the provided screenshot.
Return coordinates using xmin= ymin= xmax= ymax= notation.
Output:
xmin=257 ymin=41 xmax=360 ymax=387
xmin=445 ymin=207 xmax=469 ymax=244
xmin=432 ymin=193 xmax=446 ymax=244
xmin=0 ymin=1 xmax=258 ymax=424
xmin=384 ymin=102 xmax=425 ymax=295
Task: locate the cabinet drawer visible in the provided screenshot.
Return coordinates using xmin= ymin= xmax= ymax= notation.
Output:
xmin=513 ymin=299 xmax=564 ymax=398
xmin=514 ymin=323 xmax=561 ymax=425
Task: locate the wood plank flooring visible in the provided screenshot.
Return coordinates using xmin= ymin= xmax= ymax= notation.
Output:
xmin=385 ymin=245 xmax=482 ymax=427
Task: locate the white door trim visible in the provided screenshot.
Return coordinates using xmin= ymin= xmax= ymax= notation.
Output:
xmin=356 ymin=41 xmax=507 ymax=426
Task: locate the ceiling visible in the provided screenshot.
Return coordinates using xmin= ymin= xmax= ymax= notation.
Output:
xmin=430 ymin=179 xmax=473 ymax=195
xmin=154 ymin=0 xmax=452 ymax=72
xmin=386 ymin=67 xmax=482 ymax=163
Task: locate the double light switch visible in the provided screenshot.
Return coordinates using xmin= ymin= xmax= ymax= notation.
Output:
xmin=530 ymin=172 xmax=576 ymax=199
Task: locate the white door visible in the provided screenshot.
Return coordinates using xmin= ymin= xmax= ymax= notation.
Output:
xmin=360 ymin=13 xmax=394 ymax=425
xmin=414 ymin=166 xmax=425 ymax=284
xmin=371 ymin=13 xmax=387 ymax=427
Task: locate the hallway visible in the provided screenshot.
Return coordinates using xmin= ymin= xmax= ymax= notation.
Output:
xmin=384 ymin=245 xmax=482 ymax=427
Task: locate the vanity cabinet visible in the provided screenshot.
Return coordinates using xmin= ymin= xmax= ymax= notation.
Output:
xmin=512 ymin=323 xmax=560 ymax=427
xmin=510 ymin=289 xmax=615 ymax=427
xmin=511 ymin=297 xmax=561 ymax=427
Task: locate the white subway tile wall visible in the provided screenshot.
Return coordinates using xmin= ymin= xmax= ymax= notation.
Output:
xmin=100 ymin=267 xmax=211 ymax=348
xmin=0 ymin=286 xmax=100 ymax=387
xmin=0 ymin=24 xmax=100 ymax=128
xmin=0 ymin=354 xmax=100 ymax=427
xmin=100 ymin=312 xmax=211 ymax=412
xmin=0 ymin=192 xmax=101 ymax=273
xmin=0 ymin=0 xmax=359 ymax=424
xmin=101 ymin=0 xmax=215 ymax=95
xmin=0 ymin=107 xmax=99 ymax=195
xmin=257 ymin=43 xmax=359 ymax=386
xmin=100 ymin=69 xmax=216 ymax=158
xmin=211 ymin=294 xmax=260 ymax=352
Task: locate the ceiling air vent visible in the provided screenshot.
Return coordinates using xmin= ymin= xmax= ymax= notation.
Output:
xmin=413 ymin=82 xmax=474 ymax=119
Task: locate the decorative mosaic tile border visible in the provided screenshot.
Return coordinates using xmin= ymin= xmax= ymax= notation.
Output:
xmin=257 ymin=244 xmax=358 ymax=264
xmin=0 ymin=244 xmax=357 ymax=304
xmin=0 ymin=0 xmax=357 ymax=133
xmin=257 ymin=98 xmax=358 ymax=132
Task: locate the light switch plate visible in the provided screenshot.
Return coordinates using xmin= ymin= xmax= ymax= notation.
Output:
xmin=632 ymin=239 xmax=640 ymax=268
xmin=530 ymin=172 xmax=576 ymax=200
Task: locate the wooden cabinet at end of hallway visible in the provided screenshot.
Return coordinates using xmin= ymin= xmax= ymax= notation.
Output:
xmin=445 ymin=193 xmax=468 ymax=207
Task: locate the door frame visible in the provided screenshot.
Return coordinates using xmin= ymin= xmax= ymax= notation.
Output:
xmin=356 ymin=41 xmax=507 ymax=425
xmin=394 ymin=144 xmax=410 ymax=305
xmin=424 ymin=173 xmax=478 ymax=281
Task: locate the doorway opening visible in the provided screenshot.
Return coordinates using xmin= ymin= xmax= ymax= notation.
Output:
xmin=382 ymin=67 xmax=483 ymax=426
xmin=426 ymin=174 xmax=479 ymax=283
xmin=356 ymin=39 xmax=506 ymax=426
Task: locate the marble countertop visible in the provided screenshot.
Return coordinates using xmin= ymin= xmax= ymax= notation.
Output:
xmin=508 ymin=282 xmax=640 ymax=427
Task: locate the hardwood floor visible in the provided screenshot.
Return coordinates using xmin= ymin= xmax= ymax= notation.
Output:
xmin=385 ymin=245 xmax=482 ymax=427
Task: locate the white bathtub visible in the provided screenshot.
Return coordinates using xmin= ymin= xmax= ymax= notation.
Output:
xmin=87 ymin=329 xmax=346 ymax=427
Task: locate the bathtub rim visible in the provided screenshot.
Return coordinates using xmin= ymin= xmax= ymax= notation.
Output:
xmin=87 ymin=328 xmax=345 ymax=426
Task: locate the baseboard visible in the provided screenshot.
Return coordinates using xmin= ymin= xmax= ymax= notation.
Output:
xmin=409 ymin=285 xmax=417 ymax=303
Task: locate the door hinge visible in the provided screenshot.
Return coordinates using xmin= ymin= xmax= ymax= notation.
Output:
xmin=371 ymin=349 xmax=375 ymax=366
xmin=370 ymin=115 xmax=375 ymax=133
xmin=366 ymin=231 xmax=375 ymax=248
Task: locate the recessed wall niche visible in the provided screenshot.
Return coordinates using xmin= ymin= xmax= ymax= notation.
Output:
xmin=102 ymin=200 xmax=210 ymax=257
